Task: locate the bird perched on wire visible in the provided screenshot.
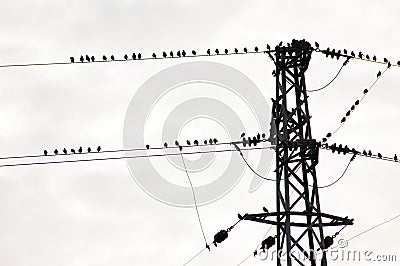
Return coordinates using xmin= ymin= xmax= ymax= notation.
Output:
xmin=163 ymin=52 xmax=167 ymax=58
xmin=213 ymin=138 xmax=218 ymax=144
xmin=152 ymin=53 xmax=156 ymax=59
xmin=80 ymin=55 xmax=84 ymax=63
xmin=146 ymin=145 xmax=150 ymax=150
xmin=377 ymin=71 xmax=382 ymax=78
xmin=54 ymin=149 xmax=58 ymax=155
xmin=394 ymin=154 xmax=398 ymax=161
xmin=138 ymin=53 xmax=142 ymax=59
xmin=254 ymin=46 xmax=259 ymax=52
xmin=164 ymin=142 xmax=168 ymax=148
xmin=243 ymin=47 xmax=248 ymax=53
xmin=373 ymin=55 xmax=377 ymax=61
xmin=71 ymin=149 xmax=76 ymax=154
xmin=63 ymin=148 xmax=67 ymax=155
xmin=191 ymin=50 xmax=196 ymax=56
xmin=97 ymin=146 xmax=101 ymax=152
xmin=175 ymin=140 xmax=179 ymax=147
xmin=215 ymin=49 xmax=219 ymax=55
xmin=203 ymin=140 xmax=207 ymax=145
xmin=103 ymin=55 xmax=107 ymax=61
xmin=182 ymin=50 xmax=186 ymax=57
xmin=234 ymin=48 xmax=238 ymax=54
xmin=267 ymin=44 xmax=271 ymax=50
xmin=87 ymin=147 xmax=91 ymax=153
xmin=70 ymin=57 xmax=74 ymax=63
xmin=368 ymin=150 xmax=372 ymax=156
xmin=240 ymin=132 xmax=246 ymax=138
xmin=132 ymin=53 xmax=136 ymax=60
xmin=111 ymin=55 xmax=115 ymax=61
xmin=86 ymin=55 xmax=90 ymax=62
xmin=124 ymin=54 xmax=128 ymax=60
xmin=186 ymin=140 xmax=191 ymax=146
xmin=78 ymin=147 xmax=83 ymax=153
xmin=378 ymin=153 xmax=382 ymax=159
xmin=314 ymin=42 xmax=319 ymax=48
xmin=176 ymin=50 xmax=181 ymax=57
xmin=91 ymin=56 xmax=95 ymax=62
xmin=44 ymin=150 xmax=48 ymax=156
xmin=363 ymin=150 xmax=367 ymax=156
xmin=194 ymin=140 xmax=199 ymax=146
xmin=224 ymin=49 xmax=228 ymax=54
xmin=384 ymin=58 xmax=388 ymax=63
xmin=207 ymin=49 xmax=211 ymax=55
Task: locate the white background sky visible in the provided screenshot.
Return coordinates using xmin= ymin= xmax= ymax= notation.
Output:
xmin=0 ymin=0 xmax=399 ymax=265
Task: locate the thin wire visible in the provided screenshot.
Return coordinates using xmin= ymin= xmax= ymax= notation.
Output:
xmin=179 ymin=151 xmax=208 ymax=247
xmin=0 ymin=145 xmax=273 ymax=169
xmin=318 ymin=154 xmax=355 ymax=189
xmin=183 ymin=246 xmax=208 ymax=266
xmin=0 ymin=50 xmax=272 ymax=69
xmin=307 ymin=58 xmax=350 ymax=92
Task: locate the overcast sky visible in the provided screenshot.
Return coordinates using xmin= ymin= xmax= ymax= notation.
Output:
xmin=0 ymin=0 xmax=399 ymax=265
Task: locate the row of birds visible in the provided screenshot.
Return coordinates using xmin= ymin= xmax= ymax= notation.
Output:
xmin=44 ymin=146 xmax=101 ymax=155
xmin=151 ymin=138 xmax=218 ymax=151
xmin=315 ymin=42 xmax=400 ymax=66
xmin=69 ymin=46 xmax=266 ymax=63
xmin=325 ymin=143 xmax=398 ymax=161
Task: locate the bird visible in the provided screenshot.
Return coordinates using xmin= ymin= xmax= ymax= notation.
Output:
xmin=366 ymin=54 xmax=370 ymax=60
xmin=253 ymin=250 xmax=257 ymax=257
xmin=343 ymin=49 xmax=348 ymax=54
xmin=146 ymin=145 xmax=150 ymax=150
xmin=278 ymin=41 xmax=283 ymax=47
xmin=394 ymin=154 xmax=398 ymax=161
xmin=78 ymin=147 xmax=83 ymax=153
xmin=243 ymin=47 xmax=248 ymax=53
xmin=178 ymin=145 xmax=183 ymax=151
xmin=234 ymin=48 xmax=238 ymax=54
xmin=194 ymin=140 xmax=199 ymax=146
xmin=124 ymin=54 xmax=128 ymax=60
xmin=164 ymin=142 xmax=168 ymax=148
xmin=355 ymin=100 xmax=360 ymax=105
xmin=186 ymin=140 xmax=191 ymax=146
xmin=111 ymin=55 xmax=115 ymax=61
xmin=378 ymin=153 xmax=382 ymax=159
xmin=207 ymin=49 xmax=211 ymax=55
xmin=91 ymin=56 xmax=95 ymax=62
xmin=182 ymin=50 xmax=186 ymax=57
xmin=257 ymin=133 xmax=261 ymax=140
xmin=170 ymin=51 xmax=174 ymax=57
xmin=326 ymin=132 xmax=332 ymax=138
xmin=215 ymin=49 xmax=219 ymax=55
xmin=103 ymin=55 xmax=107 ymax=61
xmin=341 ymin=117 xmax=346 ymax=123
xmin=54 ymin=149 xmax=58 ymax=155
xmin=363 ymin=88 xmax=368 ymax=94
xmin=240 ymin=132 xmax=246 ymax=138
xmin=177 ymin=50 xmax=181 ymax=57
xmin=261 ymin=133 xmax=266 ymax=139
xmin=266 ymin=44 xmax=271 ymax=50
xmin=254 ymin=46 xmax=259 ymax=52
xmin=224 ymin=49 xmax=228 ymax=54
xmin=163 ymin=52 xmax=167 ymax=58
xmin=138 ymin=53 xmax=142 ymax=59
xmin=262 ymin=207 xmax=269 ymax=212
xmin=346 ymin=110 xmax=351 ymax=116
xmin=368 ymin=150 xmax=372 ymax=156
xmin=388 ymin=62 xmax=392 ymax=68
xmin=80 ymin=55 xmax=84 ymax=62
xmin=97 ymin=146 xmax=101 ymax=152
xmin=314 ymin=42 xmax=319 ymax=48
xmin=88 ymin=147 xmax=91 ymax=152
xmin=203 ymin=140 xmax=207 ymax=145
xmin=152 ymin=53 xmax=156 ymax=59
xmin=86 ymin=55 xmax=90 ymax=62
xmin=384 ymin=58 xmax=388 ymax=63
xmin=397 ymin=61 xmax=400 ymax=66
xmin=377 ymin=71 xmax=382 ymax=78
xmin=358 ymin=52 xmax=363 ymax=58
xmin=70 ymin=57 xmax=74 ymax=63
xmin=351 ymin=105 xmax=355 ymax=111
xmin=213 ymin=138 xmax=218 ymax=144
xmin=362 ymin=150 xmax=367 ymax=156
xmin=63 ymin=148 xmax=67 ymax=154
xmin=209 ymin=138 xmax=213 ymax=145
xmin=192 ymin=50 xmax=196 ymax=56
xmin=351 ymin=51 xmax=355 ymax=57
xmin=44 ymin=150 xmax=48 ymax=156
xmin=71 ymin=149 xmax=76 ymax=154
xmin=132 ymin=53 xmax=136 ymax=60
xmin=175 ymin=140 xmax=179 ymax=146
xmin=373 ymin=55 xmax=377 ymax=61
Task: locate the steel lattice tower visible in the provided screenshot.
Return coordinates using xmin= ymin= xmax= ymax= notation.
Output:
xmin=242 ymin=40 xmax=353 ymax=266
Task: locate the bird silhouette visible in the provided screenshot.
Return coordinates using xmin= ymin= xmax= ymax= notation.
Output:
xmin=234 ymin=48 xmax=238 ymax=54
xmin=326 ymin=132 xmax=332 ymax=138
xmin=63 ymin=148 xmax=67 ymax=154
xmin=397 ymin=61 xmax=400 ymax=66
xmin=182 ymin=50 xmax=186 ymax=57
xmin=209 ymin=138 xmax=213 ymax=145
xmin=207 ymin=49 xmax=211 ymax=55
xmin=178 ymin=146 xmax=183 ymax=151
xmin=164 ymin=142 xmax=168 ymax=148
xmin=363 ymin=150 xmax=367 ymax=156
xmin=341 ymin=117 xmax=346 ymax=123
xmin=358 ymin=52 xmax=363 ymax=58
xmin=240 ymin=132 xmax=246 ymax=138
xmin=373 ymin=55 xmax=377 ymax=61
xmin=78 ymin=147 xmax=82 ymax=153
xmin=355 ymin=100 xmax=360 ymax=105
xmin=351 ymin=105 xmax=355 ymax=111
xmin=138 ymin=53 xmax=142 ymax=59
xmin=377 ymin=71 xmax=382 ymax=78
xmin=363 ymin=88 xmax=368 ymax=94
xmin=261 ymin=133 xmax=266 ymax=139
xmin=192 ymin=50 xmax=196 ymax=56
xmin=71 ymin=149 xmax=76 ymax=154
xmin=97 ymin=146 xmax=101 ymax=152
xmin=266 ymin=44 xmax=271 ymax=50
xmin=44 ymin=150 xmax=48 ymax=156
xmin=111 ymin=55 xmax=115 ymax=61
xmin=314 ymin=42 xmax=319 ymax=48
xmin=124 ymin=54 xmax=128 ymax=60
xmin=132 ymin=53 xmax=136 ymax=60
xmin=351 ymin=51 xmax=355 ymax=57
xmin=366 ymin=54 xmax=370 ymax=60
xmin=224 ymin=49 xmax=228 ymax=54
xmin=346 ymin=111 xmax=351 ymax=117
xmin=262 ymin=207 xmax=269 ymax=212
xmin=243 ymin=47 xmax=248 ymax=53
xmin=194 ymin=140 xmax=199 ymax=146
xmin=278 ymin=41 xmax=283 ymax=47
xmin=186 ymin=140 xmax=191 ymax=146
xmin=177 ymin=51 xmax=181 ymax=57
xmin=368 ymin=150 xmax=372 ymax=156
xmin=257 ymin=133 xmax=260 ymax=140
xmin=103 ymin=55 xmax=107 ymax=61
xmin=175 ymin=140 xmax=179 ymax=146
xmin=170 ymin=51 xmax=174 ymax=57
xmin=213 ymin=138 xmax=218 ymax=144
xmin=54 ymin=149 xmax=58 ymax=155
xmin=146 ymin=145 xmax=150 ymax=150
xmin=70 ymin=57 xmax=74 ymax=63
xmin=80 ymin=55 xmax=84 ymax=62
xmin=152 ymin=53 xmax=156 ymax=59
xmin=215 ymin=49 xmax=219 ymax=55
xmin=163 ymin=52 xmax=167 ymax=58
xmin=343 ymin=49 xmax=348 ymax=54
xmin=87 ymin=147 xmax=91 ymax=153
xmin=394 ymin=154 xmax=398 ymax=161
xmin=384 ymin=58 xmax=388 ymax=63
xmin=254 ymin=46 xmax=259 ymax=52
xmin=378 ymin=153 xmax=382 ymax=158
xmin=86 ymin=55 xmax=90 ymax=62
xmin=91 ymin=56 xmax=95 ymax=62
xmin=203 ymin=140 xmax=207 ymax=145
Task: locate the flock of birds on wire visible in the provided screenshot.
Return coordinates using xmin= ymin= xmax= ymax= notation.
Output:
xmin=44 ymin=146 xmax=101 ymax=156
xmin=67 ymin=41 xmax=400 ymax=69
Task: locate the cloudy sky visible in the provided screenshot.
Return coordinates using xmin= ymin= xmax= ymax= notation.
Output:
xmin=0 ymin=0 xmax=399 ymax=265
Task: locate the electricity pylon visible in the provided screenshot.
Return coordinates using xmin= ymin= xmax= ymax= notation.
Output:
xmin=242 ymin=40 xmax=353 ymax=266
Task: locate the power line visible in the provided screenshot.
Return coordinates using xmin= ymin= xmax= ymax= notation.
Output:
xmin=317 ymin=154 xmax=356 ymax=188
xmin=179 ymin=151 xmax=208 ymax=247
xmin=0 ymin=145 xmax=274 ymax=169
xmin=307 ymin=58 xmax=350 ymax=92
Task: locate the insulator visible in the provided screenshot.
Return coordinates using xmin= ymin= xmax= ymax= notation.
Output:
xmin=213 ymin=230 xmax=228 ymax=245
xmin=324 ymin=236 xmax=334 ymax=249
xmin=261 ymin=236 xmax=275 ymax=250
